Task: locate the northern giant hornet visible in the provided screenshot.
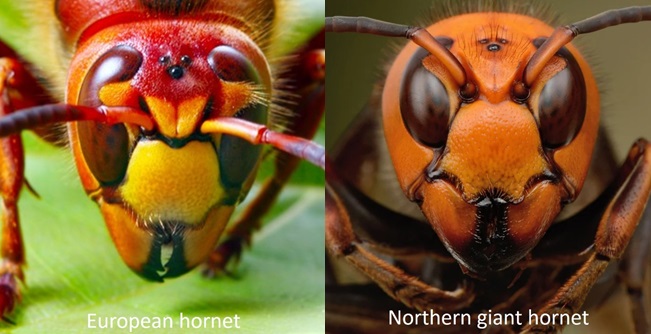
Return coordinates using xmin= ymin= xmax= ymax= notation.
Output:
xmin=326 ymin=1 xmax=651 ymax=333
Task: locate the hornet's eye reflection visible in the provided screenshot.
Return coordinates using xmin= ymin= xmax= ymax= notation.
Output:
xmin=325 ymin=3 xmax=651 ymax=334
xmin=0 ymin=0 xmax=325 ymax=324
xmin=208 ymin=45 xmax=260 ymax=83
xmin=532 ymin=39 xmax=587 ymax=149
xmin=400 ymin=48 xmax=451 ymax=148
xmin=78 ymin=45 xmax=143 ymax=186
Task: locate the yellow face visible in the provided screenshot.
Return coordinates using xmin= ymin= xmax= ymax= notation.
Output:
xmin=66 ymin=21 xmax=271 ymax=281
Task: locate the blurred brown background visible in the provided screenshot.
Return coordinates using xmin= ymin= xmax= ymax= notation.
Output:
xmin=326 ymin=0 xmax=651 ymax=161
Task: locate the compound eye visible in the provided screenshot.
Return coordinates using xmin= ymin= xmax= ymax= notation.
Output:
xmin=208 ymin=45 xmax=266 ymax=202
xmin=400 ymin=48 xmax=451 ymax=148
xmin=534 ymin=40 xmax=587 ymax=149
xmin=217 ymin=102 xmax=267 ymax=203
xmin=78 ymin=45 xmax=142 ymax=185
xmin=207 ymin=45 xmax=260 ymax=83
xmin=79 ymin=45 xmax=143 ymax=106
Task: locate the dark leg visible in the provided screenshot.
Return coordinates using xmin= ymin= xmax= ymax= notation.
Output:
xmin=0 ymin=59 xmax=25 ymax=318
xmin=524 ymin=139 xmax=651 ymax=333
xmin=204 ymin=31 xmax=325 ymax=275
xmin=620 ymin=197 xmax=651 ymax=334
xmin=325 ymin=168 xmax=475 ymax=312
xmin=0 ymin=50 xmax=55 ymax=318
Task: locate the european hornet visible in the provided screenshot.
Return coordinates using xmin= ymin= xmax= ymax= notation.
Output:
xmin=0 ymin=0 xmax=325 ymax=323
xmin=325 ymin=1 xmax=651 ymax=333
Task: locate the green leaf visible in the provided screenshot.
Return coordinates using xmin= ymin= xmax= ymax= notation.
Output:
xmin=0 ymin=132 xmax=324 ymax=333
xmin=0 ymin=2 xmax=325 ymax=332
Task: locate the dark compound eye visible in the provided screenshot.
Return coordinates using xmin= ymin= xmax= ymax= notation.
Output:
xmin=78 ymin=45 xmax=142 ymax=185
xmin=207 ymin=45 xmax=267 ymax=203
xmin=533 ymin=38 xmax=587 ymax=149
xmin=218 ymin=102 xmax=267 ymax=204
xmin=400 ymin=47 xmax=451 ymax=148
xmin=79 ymin=45 xmax=142 ymax=104
xmin=207 ymin=45 xmax=260 ymax=83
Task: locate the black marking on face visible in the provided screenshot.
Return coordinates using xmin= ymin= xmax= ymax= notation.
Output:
xmin=462 ymin=191 xmax=521 ymax=273
xmin=140 ymin=0 xmax=208 ymax=15
xmin=140 ymin=221 xmax=189 ymax=281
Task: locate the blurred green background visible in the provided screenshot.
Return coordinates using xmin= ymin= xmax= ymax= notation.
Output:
xmin=0 ymin=1 xmax=325 ymax=333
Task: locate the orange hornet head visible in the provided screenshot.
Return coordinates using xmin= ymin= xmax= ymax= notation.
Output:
xmin=58 ymin=1 xmax=272 ymax=281
xmin=382 ymin=13 xmax=600 ymax=274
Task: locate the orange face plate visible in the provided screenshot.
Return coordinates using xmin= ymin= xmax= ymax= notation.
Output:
xmin=65 ymin=17 xmax=271 ymax=280
xmin=383 ymin=13 xmax=599 ymax=273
